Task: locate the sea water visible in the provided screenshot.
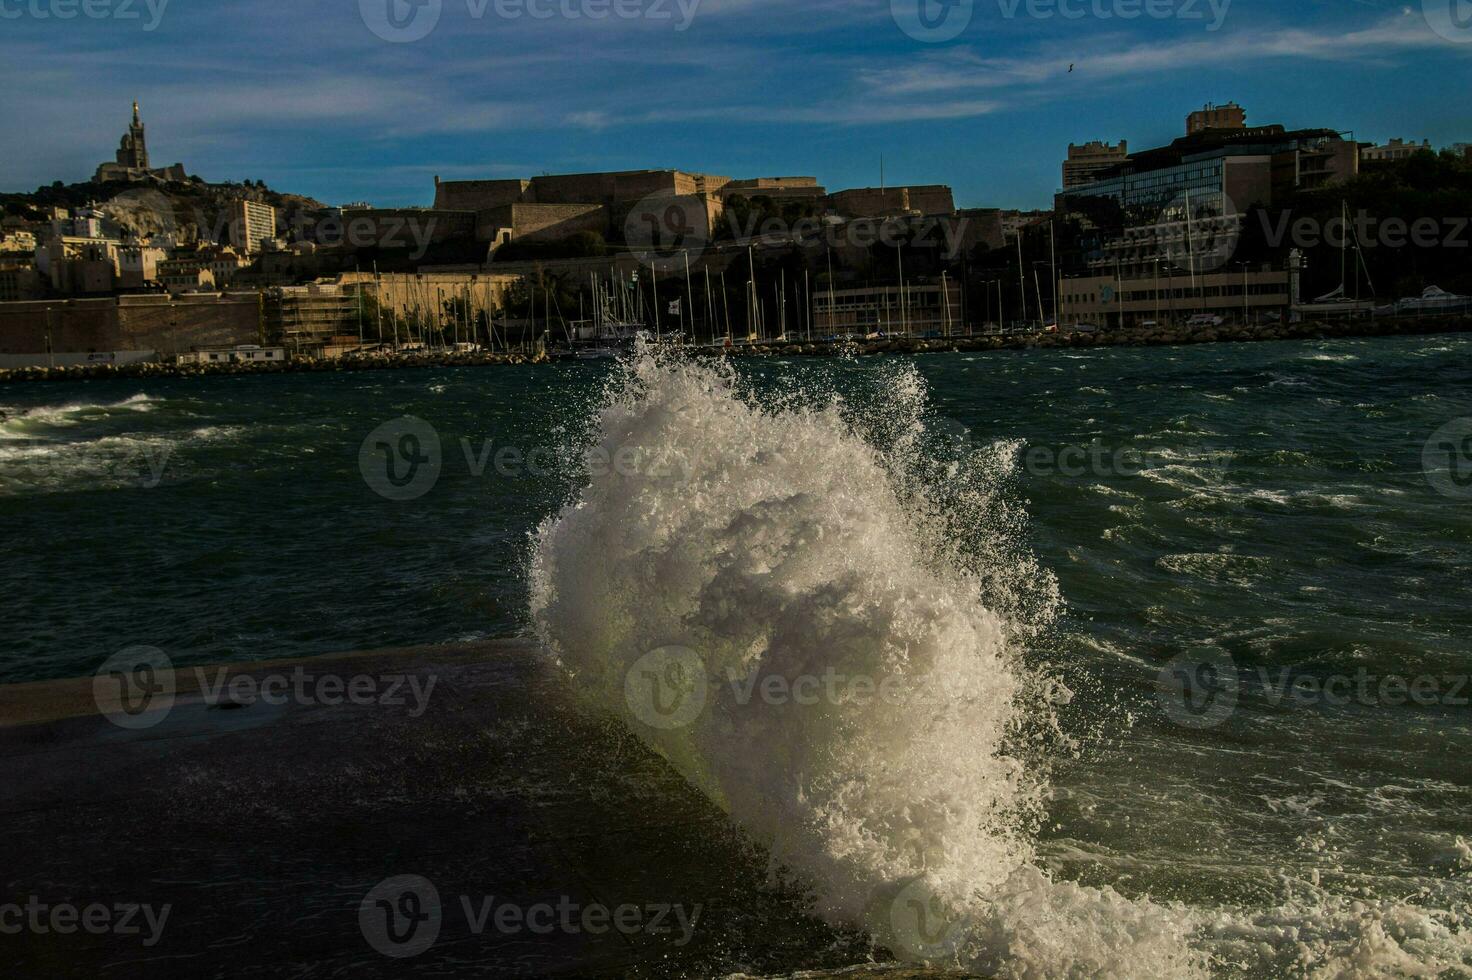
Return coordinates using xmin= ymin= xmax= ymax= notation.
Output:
xmin=3 ymin=335 xmax=1471 ymax=975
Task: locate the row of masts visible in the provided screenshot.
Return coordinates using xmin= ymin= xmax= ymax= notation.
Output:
xmin=350 ymin=247 xmax=967 ymax=354
xmin=564 ymin=245 xmax=960 ymax=348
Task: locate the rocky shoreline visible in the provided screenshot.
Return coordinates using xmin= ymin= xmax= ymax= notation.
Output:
xmin=2 ymin=315 xmax=1467 ymax=384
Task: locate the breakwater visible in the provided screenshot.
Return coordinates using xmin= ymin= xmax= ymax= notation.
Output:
xmin=3 ymin=314 xmax=1469 ymax=383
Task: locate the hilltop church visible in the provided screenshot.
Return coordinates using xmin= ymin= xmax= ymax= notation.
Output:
xmin=95 ymin=102 xmax=188 ymax=183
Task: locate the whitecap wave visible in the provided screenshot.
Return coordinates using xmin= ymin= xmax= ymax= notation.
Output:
xmin=529 ymin=343 xmax=1210 ymax=977
xmin=0 ymin=392 xmax=155 ymax=436
xmin=527 ymin=344 xmax=1472 ymax=977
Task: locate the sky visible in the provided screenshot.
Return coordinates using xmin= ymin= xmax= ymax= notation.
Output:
xmin=2 ymin=0 xmax=1470 ymax=209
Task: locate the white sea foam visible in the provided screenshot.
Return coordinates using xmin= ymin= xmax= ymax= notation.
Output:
xmin=528 ymin=344 xmax=1211 ymax=977
xmin=0 ymin=392 xmax=156 ymax=436
xmin=528 ymin=344 xmax=1472 ymax=977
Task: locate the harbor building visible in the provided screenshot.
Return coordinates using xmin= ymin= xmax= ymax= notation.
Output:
xmin=1057 ymin=115 xmax=1359 ymax=279
xmin=335 ymin=270 xmax=519 ymax=330
xmin=177 ymin=344 xmax=286 ymax=365
xmin=812 ymin=279 xmax=964 ymax=337
xmin=262 ymin=283 xmax=363 ymax=352
xmin=1058 ymin=266 xmax=1290 ymax=328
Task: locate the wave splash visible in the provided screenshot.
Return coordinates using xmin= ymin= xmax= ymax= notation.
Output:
xmin=528 ymin=344 xmax=1203 ymax=977
xmin=0 ymin=392 xmax=155 ymax=436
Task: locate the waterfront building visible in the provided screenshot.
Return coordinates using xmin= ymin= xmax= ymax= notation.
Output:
xmin=1058 ymin=116 xmax=1358 ymax=278
xmin=335 ymin=271 xmax=518 ymax=333
xmin=811 ymin=280 xmax=964 ymax=337
xmin=176 ymin=344 xmax=285 ymax=365
xmin=262 ymin=283 xmax=363 ymax=352
xmin=1058 ymin=266 xmax=1290 ymax=328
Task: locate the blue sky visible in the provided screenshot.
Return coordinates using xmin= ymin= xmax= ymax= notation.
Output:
xmin=2 ymin=0 xmax=1470 ymax=208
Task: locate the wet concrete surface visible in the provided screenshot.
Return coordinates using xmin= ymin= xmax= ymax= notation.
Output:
xmin=0 ymin=641 xmax=933 ymax=978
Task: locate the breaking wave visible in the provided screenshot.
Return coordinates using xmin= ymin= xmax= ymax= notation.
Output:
xmin=527 ymin=343 xmax=1471 ymax=977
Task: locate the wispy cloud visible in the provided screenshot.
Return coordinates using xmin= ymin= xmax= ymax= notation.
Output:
xmin=1 ymin=0 xmax=1466 ymax=204
xmin=860 ymin=10 xmax=1467 ymax=101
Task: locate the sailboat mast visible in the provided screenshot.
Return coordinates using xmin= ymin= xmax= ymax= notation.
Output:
xmin=651 ymin=262 xmax=660 ymax=341
xmin=684 ymin=249 xmax=695 ymax=346
xmin=1016 ymin=233 xmax=1028 ymax=326
xmin=1049 ymin=220 xmax=1059 ymax=327
xmin=721 ymin=270 xmax=732 ymax=343
xmin=704 ymin=266 xmax=714 ymax=346
xmin=804 ymin=268 xmax=812 ymax=341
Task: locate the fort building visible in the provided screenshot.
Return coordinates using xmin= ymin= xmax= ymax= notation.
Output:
xmin=826 ymin=185 xmax=955 ymax=218
xmin=0 ymin=293 xmax=262 ymax=366
xmin=719 ymin=177 xmax=828 ymax=202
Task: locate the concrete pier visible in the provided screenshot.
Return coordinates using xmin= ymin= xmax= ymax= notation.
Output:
xmin=0 ymin=642 xmax=982 ymax=978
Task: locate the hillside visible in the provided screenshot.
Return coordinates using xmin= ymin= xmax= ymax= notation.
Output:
xmin=1 ymin=176 xmax=328 ymax=245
